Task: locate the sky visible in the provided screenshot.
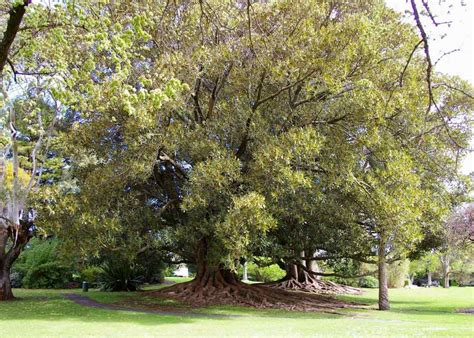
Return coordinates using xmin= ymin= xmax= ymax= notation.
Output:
xmin=385 ymin=0 xmax=473 ymax=175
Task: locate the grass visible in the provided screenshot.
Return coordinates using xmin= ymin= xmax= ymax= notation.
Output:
xmin=0 ymin=278 xmax=472 ymax=337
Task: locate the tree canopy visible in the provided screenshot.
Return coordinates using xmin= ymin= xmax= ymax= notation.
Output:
xmin=0 ymin=0 xmax=472 ymax=310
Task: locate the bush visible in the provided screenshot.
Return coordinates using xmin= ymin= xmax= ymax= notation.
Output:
xmin=241 ymin=262 xmax=286 ymax=282
xmin=98 ymin=259 xmax=144 ymax=292
xmin=137 ymin=255 xmax=165 ymax=284
xmin=358 ymin=276 xmax=379 ymax=288
xmin=12 ymin=238 xmax=74 ymax=289
xmin=80 ymin=266 xmax=103 ymax=286
xmin=388 ymin=260 xmax=409 ymax=288
xmin=258 ymin=264 xmax=286 ymax=282
xmin=9 ymin=271 xmax=23 ymax=288
xmin=324 ymin=258 xmax=361 ymax=287
xmin=22 ymin=262 xmax=73 ymax=289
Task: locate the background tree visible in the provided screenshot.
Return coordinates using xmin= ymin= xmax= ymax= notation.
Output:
xmin=0 ymin=0 xmax=83 ymax=300
xmin=439 ymin=204 xmax=474 ymax=288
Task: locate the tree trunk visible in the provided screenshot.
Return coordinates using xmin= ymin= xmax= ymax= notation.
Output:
xmin=378 ymin=237 xmax=390 ymax=311
xmin=0 ymin=268 xmax=14 ymax=301
xmin=441 ymin=255 xmax=450 ymax=288
xmin=0 ymin=223 xmax=32 ymax=301
xmin=266 ymin=262 xmax=361 ymax=295
xmin=242 ymin=260 xmax=248 ymax=281
xmin=305 ymin=250 xmax=321 ymax=280
xmin=155 ymin=242 xmax=358 ymax=310
xmin=427 ymin=270 xmax=432 ymax=287
xmin=157 ymin=238 xmax=247 ymax=304
xmin=444 ymin=272 xmax=450 ymax=288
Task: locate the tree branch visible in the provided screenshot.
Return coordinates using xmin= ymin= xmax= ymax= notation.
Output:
xmin=0 ymin=1 xmax=31 ymax=75
xmin=399 ymin=39 xmax=423 ymax=87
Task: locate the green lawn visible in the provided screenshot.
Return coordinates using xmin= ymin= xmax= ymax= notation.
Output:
xmin=0 ymin=280 xmax=472 ymax=337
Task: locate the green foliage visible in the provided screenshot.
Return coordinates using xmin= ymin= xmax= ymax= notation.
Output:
xmin=409 ymin=253 xmax=440 ymax=279
xmin=9 ymin=271 xmax=23 ymax=288
xmin=239 ymin=262 xmax=286 ymax=282
xmin=13 ymin=238 xmax=74 ymax=289
xmin=257 ymin=264 xmax=286 ymax=283
xmin=79 ymin=266 xmax=102 ymax=285
xmin=29 ymin=0 xmax=473 ymax=286
xmin=22 ymin=262 xmax=73 ymax=289
xmin=98 ymin=260 xmax=144 ymax=292
xmin=358 ymin=276 xmax=379 ymax=288
xmin=324 ymin=258 xmax=361 ymax=287
xmin=97 ymin=252 xmax=165 ymax=291
xmin=388 ymin=260 xmax=410 ymax=288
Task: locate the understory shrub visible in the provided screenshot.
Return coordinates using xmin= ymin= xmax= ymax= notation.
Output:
xmin=324 ymin=258 xmax=360 ymax=287
xmin=99 ymin=259 xmax=145 ymax=291
xmin=12 ymin=238 xmax=74 ymax=289
xmin=9 ymin=271 xmax=23 ymax=288
xmin=239 ymin=262 xmax=286 ymax=282
xmin=137 ymin=252 xmax=166 ymax=284
xmin=358 ymin=276 xmax=379 ymax=288
xmin=22 ymin=262 xmax=73 ymax=289
xmin=388 ymin=260 xmax=409 ymax=288
xmin=80 ymin=266 xmax=103 ymax=286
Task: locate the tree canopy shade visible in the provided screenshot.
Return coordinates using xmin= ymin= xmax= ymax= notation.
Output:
xmin=1 ymin=0 xmax=472 ymax=309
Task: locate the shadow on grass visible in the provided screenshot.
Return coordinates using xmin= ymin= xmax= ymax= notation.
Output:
xmin=338 ymin=293 xmax=468 ymax=316
xmin=0 ymin=288 xmax=351 ymax=327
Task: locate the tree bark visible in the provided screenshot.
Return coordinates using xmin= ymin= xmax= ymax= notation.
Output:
xmin=266 ymin=262 xmax=361 ymax=294
xmin=158 ymin=237 xmax=244 ymax=303
xmin=427 ymin=270 xmax=432 ymax=287
xmin=0 ymin=222 xmax=32 ymax=301
xmin=378 ymin=236 xmax=390 ymax=310
xmin=0 ymin=268 xmax=14 ymax=301
xmin=305 ymin=250 xmax=321 ymax=280
xmin=441 ymin=255 xmax=450 ymax=288
xmin=0 ymin=1 xmax=31 ymax=75
xmin=444 ymin=272 xmax=450 ymax=288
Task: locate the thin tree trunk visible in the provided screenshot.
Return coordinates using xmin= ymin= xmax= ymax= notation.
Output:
xmin=427 ymin=270 xmax=432 ymax=287
xmin=441 ymin=255 xmax=450 ymax=288
xmin=305 ymin=250 xmax=321 ymax=280
xmin=378 ymin=236 xmax=390 ymax=310
xmin=444 ymin=272 xmax=450 ymax=288
xmin=242 ymin=260 xmax=248 ymax=281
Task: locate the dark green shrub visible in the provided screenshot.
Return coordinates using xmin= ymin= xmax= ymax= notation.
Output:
xmin=137 ymin=255 xmax=166 ymax=284
xmin=12 ymin=238 xmax=74 ymax=289
xmin=324 ymin=258 xmax=360 ymax=287
xmin=358 ymin=276 xmax=379 ymax=288
xmin=99 ymin=260 xmax=144 ymax=291
xmin=22 ymin=262 xmax=73 ymax=289
xmin=9 ymin=271 xmax=23 ymax=288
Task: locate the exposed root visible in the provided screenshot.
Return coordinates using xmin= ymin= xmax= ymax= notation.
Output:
xmin=265 ymin=278 xmax=362 ymax=295
xmin=151 ymin=279 xmax=360 ymax=312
